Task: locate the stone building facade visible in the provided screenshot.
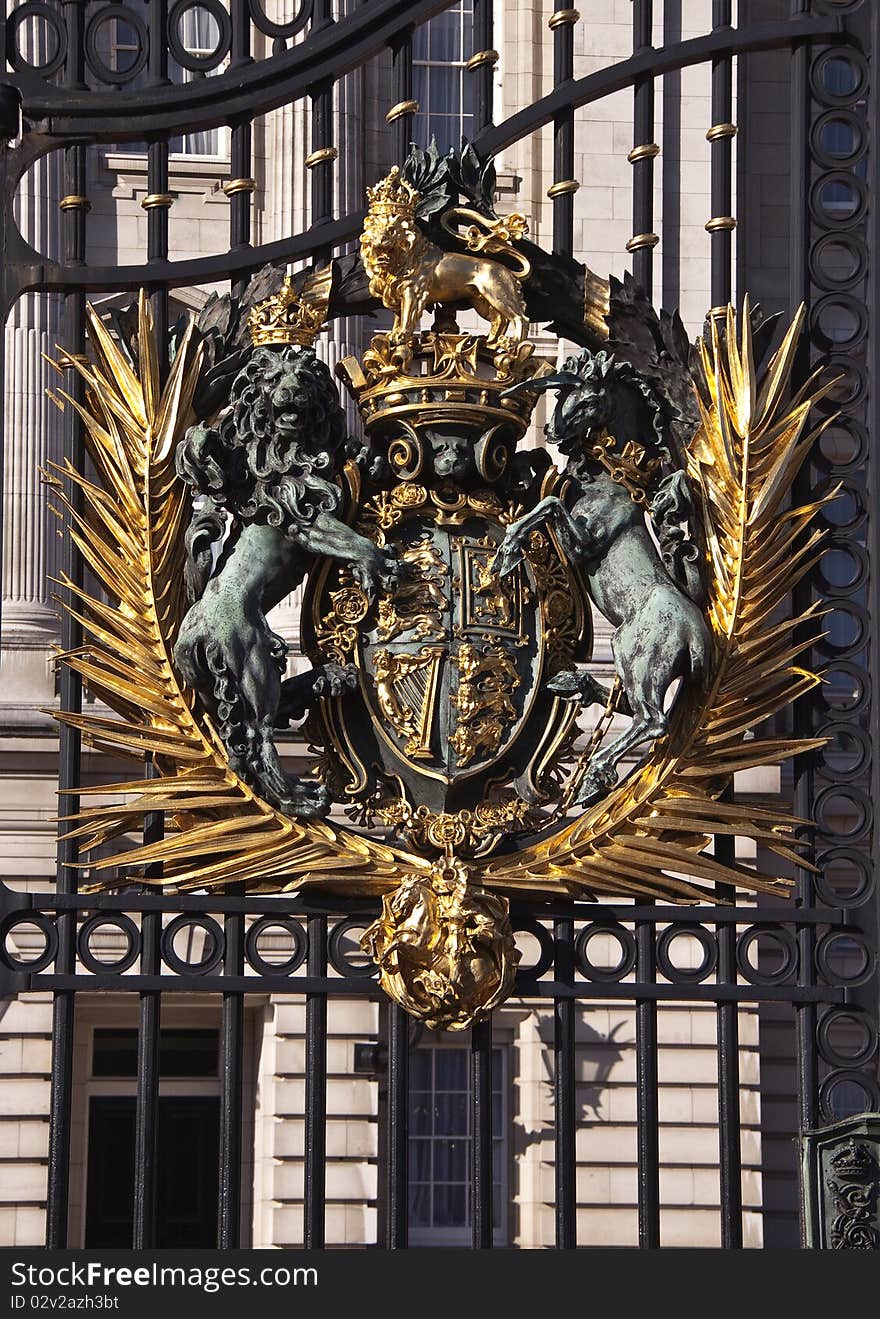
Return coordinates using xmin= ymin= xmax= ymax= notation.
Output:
xmin=1 ymin=1 xmax=806 ymax=1248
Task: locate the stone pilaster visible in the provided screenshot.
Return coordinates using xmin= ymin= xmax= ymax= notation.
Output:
xmin=1 ymin=34 xmax=63 ymax=712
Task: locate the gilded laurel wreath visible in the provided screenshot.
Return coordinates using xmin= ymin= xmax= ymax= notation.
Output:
xmin=48 ymin=293 xmax=832 ymax=902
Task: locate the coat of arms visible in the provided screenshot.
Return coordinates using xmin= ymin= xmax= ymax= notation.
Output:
xmin=47 ymin=143 xmax=833 ymax=1029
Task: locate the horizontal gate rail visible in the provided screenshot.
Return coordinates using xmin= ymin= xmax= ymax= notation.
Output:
xmin=0 ymin=13 xmax=845 ymax=303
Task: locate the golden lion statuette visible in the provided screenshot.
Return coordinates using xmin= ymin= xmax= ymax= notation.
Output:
xmin=360 ymin=165 xmax=531 ymax=366
xmin=361 ymin=859 xmax=520 ymax=1031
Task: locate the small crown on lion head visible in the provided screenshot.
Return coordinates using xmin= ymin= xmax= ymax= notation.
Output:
xmin=365 ymin=165 xmax=419 ymax=217
xmin=248 ymin=271 xmax=330 ymax=349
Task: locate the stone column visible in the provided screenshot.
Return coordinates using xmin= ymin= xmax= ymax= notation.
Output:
xmin=1 ymin=33 xmax=64 ymax=712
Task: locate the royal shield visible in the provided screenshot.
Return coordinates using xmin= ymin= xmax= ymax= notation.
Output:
xmin=304 ymin=481 xmax=591 ymax=826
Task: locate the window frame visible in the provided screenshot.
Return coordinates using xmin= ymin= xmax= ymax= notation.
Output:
xmin=408 ymin=1038 xmax=510 ymax=1248
xmin=411 ymin=0 xmax=477 ymax=155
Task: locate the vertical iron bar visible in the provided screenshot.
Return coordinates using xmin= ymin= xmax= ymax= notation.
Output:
xmin=132 ymin=887 xmax=160 ymax=1249
xmin=630 ymin=0 xmax=657 ymax=296
xmin=631 ymin=0 xmax=659 ymax=1255
xmin=715 ymin=843 xmax=742 ymax=1248
xmin=304 ymin=915 xmax=327 ymax=1249
xmin=229 ymin=0 xmax=254 ymax=301
xmin=470 ymin=1016 xmax=493 ymax=1248
xmin=549 ymin=7 xmax=576 ymax=257
xmin=46 ymin=0 xmax=87 ymax=1248
xmin=708 ymin=0 xmax=741 ymax=1251
xmin=635 ymin=917 xmax=660 ymax=1248
xmin=661 ymin=0 xmax=681 ymax=315
xmin=311 ymin=0 xmax=335 ymax=267
xmin=304 ymin=9 xmax=333 ymax=1224
xmin=554 ymin=916 xmax=576 ymax=1248
xmin=471 ymin=0 xmax=494 ymax=134
xmin=708 ymin=0 xmax=734 ymax=310
xmin=214 ymin=2 xmax=251 ymax=1252
xmin=218 ymin=910 xmax=244 ymax=1248
xmin=388 ymin=30 xmax=414 ymax=164
xmin=385 ymin=1003 xmax=409 ymax=1248
xmin=788 ymin=5 xmax=819 ymax=1206
xmin=133 ymin=9 xmax=171 ymax=1246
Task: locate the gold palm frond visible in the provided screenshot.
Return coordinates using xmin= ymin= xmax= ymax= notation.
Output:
xmin=48 ymin=293 xmax=415 ymax=892
xmin=483 ymin=301 xmax=835 ymax=900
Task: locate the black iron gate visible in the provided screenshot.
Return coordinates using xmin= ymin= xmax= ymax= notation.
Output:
xmin=0 ymin=0 xmax=877 ymax=1250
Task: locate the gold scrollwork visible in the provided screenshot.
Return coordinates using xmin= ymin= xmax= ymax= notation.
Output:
xmin=314 ymin=582 xmax=371 ymax=663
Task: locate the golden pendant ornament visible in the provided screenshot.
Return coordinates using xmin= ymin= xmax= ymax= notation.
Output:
xmin=47 ymin=145 xmax=835 ymax=1030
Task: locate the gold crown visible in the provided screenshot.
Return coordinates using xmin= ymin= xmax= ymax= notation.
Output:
xmin=590 ymin=432 xmax=661 ymax=504
xmin=365 ymin=165 xmax=419 ymax=217
xmin=248 ymin=270 xmax=331 ymax=348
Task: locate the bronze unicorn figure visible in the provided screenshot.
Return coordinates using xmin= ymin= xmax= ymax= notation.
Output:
xmin=494 ymin=350 xmax=711 ymax=806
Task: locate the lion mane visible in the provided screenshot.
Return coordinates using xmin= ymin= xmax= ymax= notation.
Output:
xmin=177 ymin=345 xmax=348 ymax=598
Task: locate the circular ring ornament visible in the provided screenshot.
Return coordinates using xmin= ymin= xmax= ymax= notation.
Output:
xmin=817 ymin=1008 xmax=878 ymax=1070
xmin=815 ymin=720 xmax=871 ymax=782
xmin=813 ymin=784 xmax=871 ymax=843
xmin=0 ymin=911 xmax=59 ymax=973
xmin=811 ymin=110 xmax=867 ymax=170
xmin=818 ymin=1070 xmax=879 ymax=1125
xmin=85 ymin=5 xmax=148 ymax=85
xmin=816 ymin=416 xmax=867 ymax=473
xmin=77 ymin=913 xmax=140 ymax=974
xmin=810 ymin=294 xmax=868 ymax=351
xmin=656 ymin=924 xmax=718 ymax=982
xmin=817 ymin=662 xmax=869 ymax=717
xmin=809 ymin=232 xmax=868 ymax=292
xmin=161 ymin=914 xmax=225 ymax=975
xmin=328 ymin=917 xmax=379 ymax=978
xmin=575 ymin=922 xmax=636 ymax=982
xmin=248 ymin=0 xmax=313 ymax=39
xmin=815 ymin=845 xmax=873 ymax=907
xmin=167 ymin=0 xmax=232 ymax=72
xmin=244 ymin=915 xmax=307 ymax=976
xmin=809 ymin=171 xmax=868 ymax=230
xmin=815 ymin=539 xmax=867 ymax=595
xmin=7 ymin=2 xmax=67 ymax=76
xmin=815 ymin=929 xmax=873 ymax=987
xmin=819 ymin=479 xmax=867 ymax=534
xmin=810 ymin=49 xmax=868 ymax=106
xmin=511 ymin=917 xmax=555 ymax=979
xmin=735 ymin=926 xmax=797 ymax=985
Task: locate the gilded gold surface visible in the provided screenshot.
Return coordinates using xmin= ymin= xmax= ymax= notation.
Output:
xmin=360 ymin=166 xmax=530 ymax=357
xmin=372 ymin=647 xmax=445 ymax=758
xmin=248 ymin=268 xmax=332 ymax=347
xmin=376 ymin=536 xmax=448 ymax=642
xmin=449 ymin=641 xmax=521 ymax=767
xmin=360 ymin=860 xmax=520 ymax=1031
xmin=480 ymin=301 xmax=836 ymax=900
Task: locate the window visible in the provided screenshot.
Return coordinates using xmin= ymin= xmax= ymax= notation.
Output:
xmin=83 ymin=1027 xmax=221 ymax=1248
xmin=408 ymin=1043 xmax=508 ymax=1245
xmin=412 ymin=0 xmax=475 ymax=153
xmin=113 ymin=4 xmax=226 ymax=158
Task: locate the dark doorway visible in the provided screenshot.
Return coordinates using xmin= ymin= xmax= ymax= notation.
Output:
xmin=85 ymin=1095 xmax=220 ymax=1247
